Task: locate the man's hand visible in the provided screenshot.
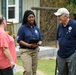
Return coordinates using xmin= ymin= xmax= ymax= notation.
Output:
xmin=10 ymin=61 xmax=15 ymax=69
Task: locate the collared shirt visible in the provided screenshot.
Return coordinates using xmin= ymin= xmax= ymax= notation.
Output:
xmin=0 ymin=28 xmax=16 ymax=69
xmin=57 ymin=19 xmax=76 ymax=58
xmin=17 ymin=24 xmax=42 ymax=48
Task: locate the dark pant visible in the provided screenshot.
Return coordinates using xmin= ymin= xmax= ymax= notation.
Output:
xmin=57 ymin=52 xmax=76 ymax=75
xmin=0 ymin=67 xmax=13 ymax=75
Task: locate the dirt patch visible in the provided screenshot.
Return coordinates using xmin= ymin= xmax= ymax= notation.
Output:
xmin=37 ymin=70 xmax=46 ymax=75
xmin=16 ymin=65 xmax=46 ymax=75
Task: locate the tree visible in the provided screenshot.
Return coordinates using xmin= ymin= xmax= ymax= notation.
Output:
xmin=40 ymin=0 xmax=74 ymax=18
xmin=40 ymin=0 xmax=75 ymax=46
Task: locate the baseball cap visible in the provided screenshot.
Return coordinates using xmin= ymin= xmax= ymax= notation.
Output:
xmin=54 ymin=8 xmax=69 ymax=16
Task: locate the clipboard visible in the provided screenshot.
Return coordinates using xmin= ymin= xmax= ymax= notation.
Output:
xmin=29 ymin=38 xmax=39 ymax=44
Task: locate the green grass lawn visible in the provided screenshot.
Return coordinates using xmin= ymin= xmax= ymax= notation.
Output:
xmin=38 ymin=59 xmax=56 ymax=75
xmin=15 ymin=57 xmax=56 ymax=75
xmin=16 ymin=57 xmax=22 ymax=66
xmin=15 ymin=72 xmax=22 ymax=75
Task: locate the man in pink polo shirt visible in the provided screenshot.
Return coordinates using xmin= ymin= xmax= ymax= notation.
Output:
xmin=0 ymin=15 xmax=16 ymax=75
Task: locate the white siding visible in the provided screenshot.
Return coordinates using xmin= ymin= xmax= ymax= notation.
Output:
xmin=23 ymin=0 xmax=40 ymax=13
xmin=23 ymin=0 xmax=40 ymax=28
xmin=14 ymin=23 xmax=21 ymax=35
xmin=23 ymin=0 xmax=40 ymax=16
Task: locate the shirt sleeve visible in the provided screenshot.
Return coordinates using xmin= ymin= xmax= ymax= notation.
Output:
xmin=0 ymin=32 xmax=9 ymax=48
xmin=17 ymin=26 xmax=24 ymax=43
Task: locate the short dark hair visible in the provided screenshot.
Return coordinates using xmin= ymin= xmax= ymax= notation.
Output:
xmin=22 ymin=10 xmax=37 ymax=26
xmin=0 ymin=15 xmax=5 ymax=24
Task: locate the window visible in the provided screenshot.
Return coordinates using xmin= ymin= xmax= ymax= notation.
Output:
xmin=2 ymin=0 xmax=22 ymax=23
xmin=7 ymin=0 xmax=19 ymax=23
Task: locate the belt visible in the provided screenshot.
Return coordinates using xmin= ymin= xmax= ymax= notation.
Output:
xmin=20 ymin=47 xmax=36 ymax=49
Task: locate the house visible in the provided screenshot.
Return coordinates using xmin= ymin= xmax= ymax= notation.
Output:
xmin=0 ymin=0 xmax=40 ymax=35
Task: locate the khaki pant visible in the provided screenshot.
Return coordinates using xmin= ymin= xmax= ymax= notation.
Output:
xmin=19 ymin=48 xmax=39 ymax=75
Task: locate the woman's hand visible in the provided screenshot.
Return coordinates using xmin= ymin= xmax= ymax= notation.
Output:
xmin=28 ymin=44 xmax=38 ymax=49
xmin=37 ymin=41 xmax=42 ymax=46
xmin=31 ymin=44 xmax=38 ymax=49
